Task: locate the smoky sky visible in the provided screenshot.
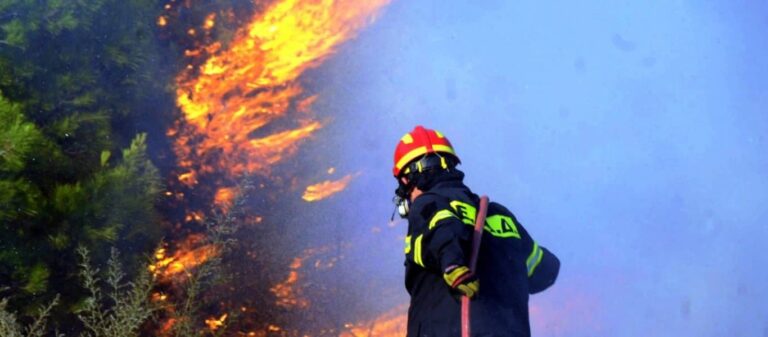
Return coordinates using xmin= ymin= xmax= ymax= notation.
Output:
xmin=308 ymin=1 xmax=768 ymax=336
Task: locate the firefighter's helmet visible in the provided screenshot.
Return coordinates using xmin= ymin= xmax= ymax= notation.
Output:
xmin=393 ymin=125 xmax=460 ymax=177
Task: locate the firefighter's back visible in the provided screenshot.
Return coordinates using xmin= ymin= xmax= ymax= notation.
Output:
xmin=435 ymin=185 xmax=534 ymax=336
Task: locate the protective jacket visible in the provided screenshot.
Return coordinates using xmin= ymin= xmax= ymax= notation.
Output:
xmin=404 ymin=172 xmax=559 ymax=337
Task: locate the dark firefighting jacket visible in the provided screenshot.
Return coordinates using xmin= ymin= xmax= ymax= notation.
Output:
xmin=404 ymin=175 xmax=559 ymax=337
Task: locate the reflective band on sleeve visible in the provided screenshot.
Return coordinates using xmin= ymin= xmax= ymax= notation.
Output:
xmin=414 ymin=234 xmax=425 ymax=267
xmin=526 ymin=242 xmax=544 ymax=277
xmin=429 ymin=209 xmax=458 ymax=230
xmin=404 ymin=235 xmax=412 ymax=254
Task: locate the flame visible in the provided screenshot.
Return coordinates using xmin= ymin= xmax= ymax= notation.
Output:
xmin=270 ymin=246 xmax=339 ymax=309
xmin=340 ymin=304 xmax=407 ymax=337
xmin=203 ymin=13 xmax=217 ymax=30
xmin=161 ymin=0 xmax=392 ymax=333
xmin=151 ymin=292 xmax=168 ymax=302
xmin=340 ymin=283 xmax=603 ymax=337
xmin=171 ymin=0 xmax=391 ymax=180
xmin=270 ymin=255 xmax=311 ymax=309
xmin=214 ymin=187 xmax=237 ymax=210
xmin=205 ymin=313 xmax=228 ymax=331
xmin=302 ymin=173 xmax=356 ymax=202
xmin=157 ymin=15 xmax=168 ymax=27
xmin=150 ymin=234 xmax=219 ymax=279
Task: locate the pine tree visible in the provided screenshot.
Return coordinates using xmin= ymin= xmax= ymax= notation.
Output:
xmin=0 ymin=0 xmax=173 ymax=330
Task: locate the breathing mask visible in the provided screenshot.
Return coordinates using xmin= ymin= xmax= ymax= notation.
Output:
xmin=392 ymin=181 xmax=413 ymax=219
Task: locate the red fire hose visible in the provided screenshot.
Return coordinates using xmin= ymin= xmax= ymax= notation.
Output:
xmin=462 ymin=195 xmax=489 ymax=337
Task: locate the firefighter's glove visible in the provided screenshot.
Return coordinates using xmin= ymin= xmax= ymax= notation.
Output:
xmin=443 ymin=265 xmax=479 ymax=299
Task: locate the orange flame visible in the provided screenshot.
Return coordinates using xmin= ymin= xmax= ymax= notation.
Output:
xmin=340 ymin=304 xmax=407 ymax=337
xmin=150 ymin=234 xmax=219 ymax=279
xmin=270 ymin=255 xmax=311 ymax=309
xmin=214 ymin=187 xmax=237 ymax=210
xmin=302 ymin=173 xmax=356 ymax=202
xmin=161 ymin=0 xmax=392 ymax=334
xmin=270 ymin=246 xmax=340 ymax=309
xmin=171 ymin=0 xmax=391 ymax=180
xmin=203 ymin=13 xmax=216 ymax=30
xmin=205 ymin=313 xmax=228 ymax=331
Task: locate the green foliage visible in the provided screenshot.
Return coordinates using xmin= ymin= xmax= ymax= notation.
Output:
xmin=0 ymin=0 xmax=177 ymax=156
xmin=0 ymin=180 xmax=250 ymax=336
xmin=0 ymin=19 xmax=26 ymax=47
xmin=0 ymin=0 xmax=174 ymax=323
xmin=0 ymin=117 xmax=163 ymax=324
xmin=21 ymin=264 xmax=50 ymax=295
xmin=0 ymin=94 xmax=45 ymax=173
xmin=0 ymin=294 xmax=61 ymax=337
xmin=76 ymin=247 xmax=156 ymax=337
xmin=169 ymin=180 xmax=250 ymax=337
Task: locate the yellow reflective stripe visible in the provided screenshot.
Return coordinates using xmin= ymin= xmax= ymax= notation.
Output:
xmin=526 ymin=242 xmax=544 ymax=277
xmin=429 ymin=210 xmax=458 ymax=230
xmin=404 ymin=235 xmax=412 ymax=254
xmin=432 ymin=144 xmax=456 ymax=156
xmin=395 ymin=144 xmax=456 ymax=174
xmin=485 ymin=214 xmax=521 ymax=239
xmin=414 ymin=234 xmax=425 ymax=267
xmin=395 ymin=146 xmax=427 ymax=172
xmin=449 ymin=200 xmax=476 ymax=225
xmin=401 ymin=134 xmax=414 ymax=144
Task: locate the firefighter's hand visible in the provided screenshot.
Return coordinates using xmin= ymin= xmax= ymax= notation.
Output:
xmin=443 ymin=265 xmax=479 ymax=298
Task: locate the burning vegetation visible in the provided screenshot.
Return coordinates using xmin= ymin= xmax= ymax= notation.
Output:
xmin=158 ymin=0 xmax=396 ymax=335
xmin=169 ymin=0 xmax=390 ymax=182
xmin=0 ymin=0 xmax=404 ymax=335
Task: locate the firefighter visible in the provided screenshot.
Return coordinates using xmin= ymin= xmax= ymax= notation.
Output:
xmin=393 ymin=125 xmax=560 ymax=337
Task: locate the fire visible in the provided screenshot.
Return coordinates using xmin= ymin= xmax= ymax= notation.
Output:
xmin=340 ymin=304 xmax=407 ymax=337
xmin=302 ymin=173 xmax=356 ymax=202
xmin=177 ymin=171 xmax=197 ymax=186
xmin=203 ymin=13 xmax=216 ymax=30
xmin=270 ymin=254 xmax=311 ymax=309
xmin=150 ymin=234 xmax=219 ymax=279
xmin=170 ymin=0 xmax=391 ymax=180
xmin=214 ymin=187 xmax=237 ymax=210
xmin=161 ymin=0 xmax=392 ymax=334
xmin=205 ymin=313 xmax=228 ymax=331
xmin=270 ymin=246 xmax=340 ymax=309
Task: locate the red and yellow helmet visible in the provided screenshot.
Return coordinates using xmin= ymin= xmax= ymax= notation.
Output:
xmin=393 ymin=125 xmax=459 ymax=177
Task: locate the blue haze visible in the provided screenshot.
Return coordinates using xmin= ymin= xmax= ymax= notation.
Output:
xmin=313 ymin=1 xmax=768 ymax=336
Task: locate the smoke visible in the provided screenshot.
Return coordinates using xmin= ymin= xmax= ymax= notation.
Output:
xmin=310 ymin=0 xmax=768 ymax=336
